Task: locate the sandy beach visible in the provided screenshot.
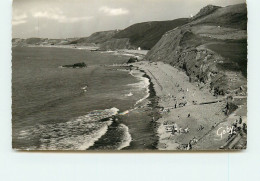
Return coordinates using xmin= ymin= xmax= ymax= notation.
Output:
xmin=133 ymin=61 xmax=246 ymax=150
xmin=13 ymin=45 xmax=246 ymax=150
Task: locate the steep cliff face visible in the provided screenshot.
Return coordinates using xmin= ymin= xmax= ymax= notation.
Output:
xmin=99 ymin=38 xmax=131 ymax=51
xmin=145 ymin=3 xmax=247 ymax=96
xmin=113 ymin=18 xmax=189 ymax=50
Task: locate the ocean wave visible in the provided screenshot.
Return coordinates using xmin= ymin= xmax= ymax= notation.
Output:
xmin=89 ymin=122 xmax=132 ymax=150
xmin=128 ymin=69 xmax=150 ymax=106
xmin=119 ymin=109 xmax=132 ymax=115
xmin=101 ymin=51 xmax=116 ymax=54
xmin=128 ymin=70 xmax=150 ymax=89
xmin=120 ymin=53 xmax=135 ymax=57
xmin=18 ymin=107 xmax=119 ymax=150
xmin=135 ymin=93 xmax=150 ymax=106
xmin=125 ymin=92 xmax=133 ymax=97
xmin=117 ymin=124 xmax=132 ymax=150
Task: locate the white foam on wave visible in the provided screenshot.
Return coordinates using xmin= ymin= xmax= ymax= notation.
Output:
xmin=101 ymin=51 xmax=116 ymax=54
xmin=135 ymin=93 xmax=149 ymax=106
xmin=81 ymin=85 xmax=88 ymax=92
xmin=117 ymin=124 xmax=132 ymax=150
xmin=117 ymin=69 xmax=129 ymax=72
xmin=128 ymin=69 xmax=150 ymax=106
xmin=18 ymin=107 xmax=120 ymax=150
xmin=129 ymin=70 xmax=150 ymax=90
xmin=119 ymin=110 xmax=130 ymax=115
xmin=120 ymin=53 xmax=135 ymax=57
xmin=78 ymin=120 xmax=113 ymax=150
xmin=125 ymin=92 xmax=133 ymax=97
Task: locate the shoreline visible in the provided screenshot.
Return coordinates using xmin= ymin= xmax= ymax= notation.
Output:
xmin=135 ymin=68 xmax=161 ymax=149
xmin=88 ymin=65 xmax=159 ymax=150
xmin=121 ymin=66 xmax=160 ymax=150
xmin=133 ymin=61 xmax=247 ymax=150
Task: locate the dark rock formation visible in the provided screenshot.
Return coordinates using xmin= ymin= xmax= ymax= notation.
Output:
xmin=62 ymin=62 xmax=87 ymax=68
xmin=127 ymin=57 xmax=138 ymax=64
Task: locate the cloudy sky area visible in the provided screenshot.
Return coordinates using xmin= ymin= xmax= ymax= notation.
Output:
xmin=12 ymin=0 xmax=246 ymax=38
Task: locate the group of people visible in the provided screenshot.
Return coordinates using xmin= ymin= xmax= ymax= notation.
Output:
xmin=232 ymin=116 xmax=247 ymax=134
xmin=171 ymin=123 xmax=189 ymax=135
xmin=177 ymin=136 xmax=198 ymax=150
xmin=226 ymin=116 xmax=247 ymax=141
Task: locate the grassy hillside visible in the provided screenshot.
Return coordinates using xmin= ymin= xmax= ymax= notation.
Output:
xmin=69 ymin=30 xmax=120 ymax=45
xmin=68 ymin=18 xmax=189 ymax=50
xmin=25 ymin=38 xmax=46 ymax=45
xmin=113 ymin=18 xmax=189 ymax=50
xmin=191 ymin=3 xmax=247 ymax=30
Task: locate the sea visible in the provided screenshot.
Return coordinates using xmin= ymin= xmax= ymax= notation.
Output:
xmin=12 ymin=46 xmax=159 ymax=151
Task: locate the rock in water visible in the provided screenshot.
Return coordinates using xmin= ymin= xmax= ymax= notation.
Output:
xmin=127 ymin=57 xmax=138 ymax=64
xmin=62 ymin=62 xmax=87 ymax=68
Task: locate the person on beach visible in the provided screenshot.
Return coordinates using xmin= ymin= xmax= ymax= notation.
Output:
xmin=172 ymin=125 xmax=176 ymax=134
xmin=198 ymin=125 xmax=204 ymax=131
xmin=187 ymin=141 xmax=192 ymax=150
xmin=243 ymin=123 xmax=247 ymax=133
xmin=233 ymin=120 xmax=238 ymax=129
xmin=212 ymin=122 xmax=217 ymax=128
xmin=172 ymin=123 xmax=178 ymax=134
xmin=239 ymin=116 xmax=243 ymax=124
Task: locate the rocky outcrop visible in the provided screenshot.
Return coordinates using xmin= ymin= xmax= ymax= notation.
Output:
xmin=191 ymin=5 xmax=220 ymax=20
xmin=127 ymin=57 xmax=139 ymax=64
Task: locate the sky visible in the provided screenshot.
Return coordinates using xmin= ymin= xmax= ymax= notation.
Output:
xmin=12 ymin=0 xmax=246 ymax=39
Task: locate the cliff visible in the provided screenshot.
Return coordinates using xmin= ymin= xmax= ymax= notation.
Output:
xmin=113 ymin=18 xmax=189 ymax=50
xmin=99 ymin=38 xmax=131 ymax=51
xmin=68 ymin=18 xmax=189 ymax=50
xmin=145 ymin=3 xmax=247 ymax=96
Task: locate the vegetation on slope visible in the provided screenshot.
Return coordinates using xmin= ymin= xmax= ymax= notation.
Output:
xmin=113 ymin=18 xmax=189 ymax=50
xmin=69 ymin=30 xmax=120 ymax=45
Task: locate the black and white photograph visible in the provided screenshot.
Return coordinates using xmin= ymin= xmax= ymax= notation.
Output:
xmin=12 ymin=0 xmax=247 ymax=151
